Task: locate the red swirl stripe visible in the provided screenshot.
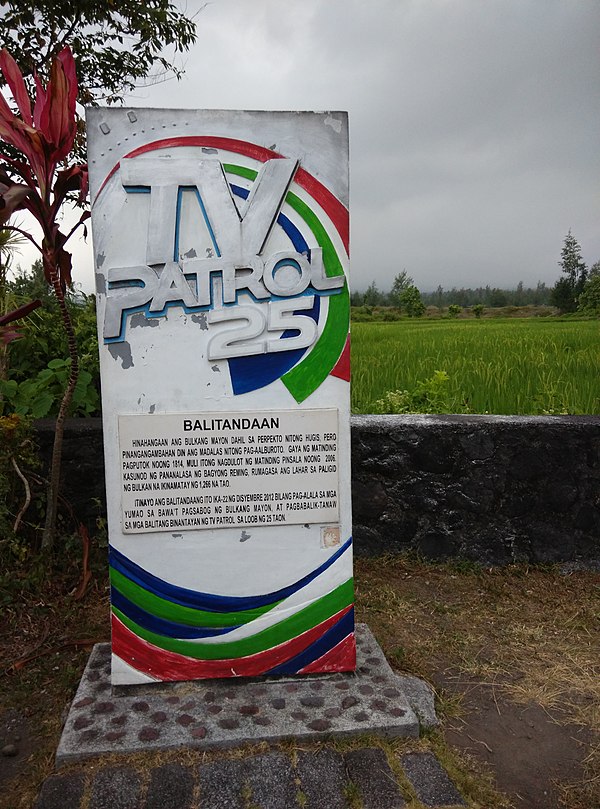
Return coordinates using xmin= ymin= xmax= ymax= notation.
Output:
xmin=94 ymin=136 xmax=349 ymax=254
xmin=111 ymin=604 xmax=353 ymax=681
xmin=298 ymin=633 xmax=356 ymax=674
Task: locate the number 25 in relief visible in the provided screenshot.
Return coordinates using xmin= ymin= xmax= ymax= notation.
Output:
xmin=207 ymin=296 xmax=318 ymax=360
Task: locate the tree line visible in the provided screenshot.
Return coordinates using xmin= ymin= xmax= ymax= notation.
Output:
xmin=351 ymin=280 xmax=553 ymax=309
xmin=351 ymin=231 xmax=599 ymax=315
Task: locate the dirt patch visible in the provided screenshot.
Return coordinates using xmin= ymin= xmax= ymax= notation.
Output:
xmin=355 ymin=556 xmax=600 ymax=808
xmin=435 ymin=673 xmax=594 ymax=808
xmin=0 ymin=709 xmax=33 ymax=783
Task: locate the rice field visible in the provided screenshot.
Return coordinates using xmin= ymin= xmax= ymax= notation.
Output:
xmin=350 ymin=318 xmax=600 ymax=414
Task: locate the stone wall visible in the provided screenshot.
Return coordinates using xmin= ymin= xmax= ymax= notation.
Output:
xmin=34 ymin=415 xmax=600 ymax=565
xmin=352 ymin=415 xmax=600 ymax=564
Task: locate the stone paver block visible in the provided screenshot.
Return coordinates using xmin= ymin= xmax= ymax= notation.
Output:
xmin=89 ymin=767 xmax=142 ymax=809
xmin=345 ymin=748 xmax=406 ymax=809
xmin=145 ymin=763 xmax=194 ymax=809
xmin=245 ymin=752 xmax=297 ymax=809
xmin=197 ymin=758 xmax=246 ymax=809
xmin=401 ymin=752 xmax=465 ymax=807
xmin=295 ymin=749 xmax=348 ymax=809
xmin=34 ymin=772 xmax=85 ymax=809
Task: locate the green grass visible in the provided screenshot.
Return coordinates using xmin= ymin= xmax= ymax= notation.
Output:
xmin=351 ymin=318 xmax=600 ymax=414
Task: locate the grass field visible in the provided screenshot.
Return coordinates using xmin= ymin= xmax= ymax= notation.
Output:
xmin=350 ymin=318 xmax=600 ymax=415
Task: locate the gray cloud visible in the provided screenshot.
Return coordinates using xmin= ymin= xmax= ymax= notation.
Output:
xmin=16 ymin=0 xmax=599 ymax=294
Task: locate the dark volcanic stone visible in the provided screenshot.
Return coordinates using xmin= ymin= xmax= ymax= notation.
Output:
xmin=300 ymin=695 xmax=324 ymax=708
xmin=341 ymin=696 xmax=359 ymax=709
xmin=131 ymin=701 xmax=149 ymax=712
xmin=89 ymin=767 xmax=142 ymax=809
xmin=73 ymin=697 xmax=94 ymax=708
xmin=370 ymin=699 xmax=388 ymax=711
xmin=150 ymin=711 xmax=167 ymax=723
xmin=190 ymin=726 xmax=207 ymax=739
xmin=238 ymin=705 xmax=259 ymax=716
xmin=271 ymin=698 xmax=286 ymax=709
xmin=197 ymin=758 xmax=246 ymax=809
xmin=73 ymin=716 xmax=93 ymax=730
xmin=218 ymin=718 xmax=239 ymax=730
xmin=345 ymin=748 xmax=406 ymax=808
xmin=245 ymin=753 xmax=297 ymax=809
xmin=306 ymin=719 xmax=331 ymax=732
xmin=401 ymin=752 xmax=465 ymax=806
xmin=35 ymin=773 xmax=85 ymax=809
xmin=138 ymin=726 xmax=160 ymax=742
xmin=176 ymin=714 xmax=194 ymax=726
xmin=417 ymin=532 xmax=457 ymax=560
xmin=105 ymin=731 xmax=126 ymax=742
xmin=146 ymin=764 xmax=194 ymax=809
xmin=295 ymin=750 xmax=347 ymax=809
xmin=81 ymin=729 xmax=98 ymax=742
xmin=93 ymin=701 xmax=115 ymax=714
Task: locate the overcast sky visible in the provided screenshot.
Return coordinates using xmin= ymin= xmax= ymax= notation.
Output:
xmin=14 ymin=0 xmax=600 ymax=293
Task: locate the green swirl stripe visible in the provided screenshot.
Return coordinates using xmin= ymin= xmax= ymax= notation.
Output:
xmin=223 ymin=163 xmax=350 ymax=403
xmin=110 ymin=567 xmax=280 ymax=628
xmin=113 ymin=578 xmax=353 ymax=660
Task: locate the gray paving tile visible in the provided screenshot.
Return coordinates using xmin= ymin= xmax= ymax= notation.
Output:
xmin=295 ymin=749 xmax=348 ymax=809
xmin=345 ymin=748 xmax=406 ymax=809
xmin=197 ymin=758 xmax=246 ymax=809
xmin=245 ymin=752 xmax=297 ymax=809
xmin=34 ymin=772 xmax=85 ymax=809
xmin=89 ymin=767 xmax=142 ymax=809
xmin=145 ymin=764 xmax=194 ymax=809
xmin=401 ymin=752 xmax=465 ymax=807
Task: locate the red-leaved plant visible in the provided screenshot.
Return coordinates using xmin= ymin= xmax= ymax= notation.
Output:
xmin=0 ymin=46 xmax=89 ymax=550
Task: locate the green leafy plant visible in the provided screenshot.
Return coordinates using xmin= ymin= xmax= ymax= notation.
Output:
xmin=0 ymin=358 xmax=99 ymax=418
xmin=371 ymin=370 xmax=471 ymax=414
xmin=0 ymin=47 xmax=88 ymax=550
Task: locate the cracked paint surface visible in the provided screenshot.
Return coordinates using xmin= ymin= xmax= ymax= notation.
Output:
xmin=130 ymin=313 xmax=159 ymax=329
xmin=191 ymin=313 xmax=208 ymax=330
xmin=108 ymin=342 xmax=134 ymax=369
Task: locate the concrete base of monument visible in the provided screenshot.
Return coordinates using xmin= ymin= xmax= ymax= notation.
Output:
xmin=55 ymin=624 xmax=438 ymax=767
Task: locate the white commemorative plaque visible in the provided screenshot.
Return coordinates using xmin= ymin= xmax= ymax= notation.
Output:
xmin=119 ymin=409 xmax=340 ymax=532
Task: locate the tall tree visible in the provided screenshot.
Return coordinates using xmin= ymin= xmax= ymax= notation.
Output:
xmin=399 ymin=285 xmax=425 ymax=317
xmin=390 ymin=270 xmax=414 ymax=308
xmin=0 ymin=2 xmax=198 ymax=105
xmin=551 ymin=230 xmax=588 ymax=313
